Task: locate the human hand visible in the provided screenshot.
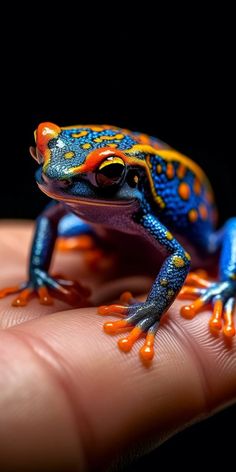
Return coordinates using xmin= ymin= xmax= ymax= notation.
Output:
xmin=0 ymin=222 xmax=235 ymax=471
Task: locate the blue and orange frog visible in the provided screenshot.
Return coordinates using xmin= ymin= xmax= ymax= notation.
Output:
xmin=1 ymin=123 xmax=236 ymax=361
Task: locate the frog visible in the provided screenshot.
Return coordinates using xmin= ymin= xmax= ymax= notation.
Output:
xmin=1 ymin=122 xmax=235 ymax=361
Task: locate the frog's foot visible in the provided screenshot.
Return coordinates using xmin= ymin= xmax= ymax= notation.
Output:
xmin=119 ymin=291 xmax=138 ymax=305
xmin=57 ymin=235 xmax=116 ymax=272
xmin=97 ymin=292 xmax=139 ymax=317
xmin=184 ymin=270 xmax=212 ymax=290
xmin=179 ymin=278 xmax=236 ymax=337
xmin=56 ymin=235 xmax=95 ymax=251
xmin=84 ymin=249 xmax=117 ymax=272
xmin=0 ymin=283 xmax=54 ymax=306
xmin=98 ymin=298 xmax=159 ymax=361
xmin=0 ymin=270 xmax=91 ymax=307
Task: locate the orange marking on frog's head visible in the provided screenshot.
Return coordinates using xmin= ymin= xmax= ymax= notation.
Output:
xmin=34 ymin=122 xmax=61 ymax=166
xmin=68 ymin=147 xmax=144 ymax=175
xmin=35 ymin=122 xmax=61 ymax=153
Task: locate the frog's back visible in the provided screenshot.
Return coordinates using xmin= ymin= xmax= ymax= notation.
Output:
xmin=107 ymin=124 xmax=217 ymax=247
xmin=61 ymin=124 xmax=170 ymax=151
xmin=144 ymin=146 xmax=217 ymax=252
xmin=60 ymin=124 xmax=216 ymax=248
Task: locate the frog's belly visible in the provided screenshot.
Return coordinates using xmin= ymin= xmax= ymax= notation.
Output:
xmin=96 ymin=228 xmax=216 ymax=277
xmin=59 ymin=214 xmax=216 ymax=276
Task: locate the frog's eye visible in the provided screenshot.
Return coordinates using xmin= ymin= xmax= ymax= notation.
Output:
xmin=95 ymin=157 xmax=125 ymax=188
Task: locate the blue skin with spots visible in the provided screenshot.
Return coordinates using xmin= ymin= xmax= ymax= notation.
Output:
xmin=1 ymin=123 xmax=236 ymax=359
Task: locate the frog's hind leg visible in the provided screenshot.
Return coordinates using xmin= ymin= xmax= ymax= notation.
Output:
xmin=185 ymin=270 xmax=212 ymax=288
xmin=57 ymin=213 xmax=117 ymax=271
xmin=57 ymin=214 xmax=95 ymax=251
xmin=180 ymin=218 xmax=236 ymax=337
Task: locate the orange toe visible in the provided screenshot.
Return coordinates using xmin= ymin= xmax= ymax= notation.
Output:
xmin=119 ymin=291 xmax=134 ymax=304
xmin=223 ymin=325 xmax=235 ymax=337
xmin=139 ymin=333 xmax=155 ymax=361
xmin=180 ymin=305 xmax=196 ymax=319
xmin=0 ymin=285 xmax=20 ymax=298
xmin=38 ymin=286 xmax=53 ymax=305
xmin=57 ymin=235 xmax=95 ymax=251
xmin=12 ymin=288 xmax=33 ymax=307
xmin=103 ymin=319 xmax=129 ymax=334
xmin=118 ymin=337 xmax=133 ymax=352
xmin=139 ymin=345 xmax=155 ymax=361
xmin=98 ymin=304 xmax=128 ymax=316
xmin=118 ymin=327 xmax=142 ymax=352
xmin=209 ymin=299 xmax=223 ymax=330
xmin=209 ymin=317 xmax=222 ymax=330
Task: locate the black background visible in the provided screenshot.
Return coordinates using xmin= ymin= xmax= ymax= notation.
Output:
xmin=1 ymin=8 xmax=235 ymax=470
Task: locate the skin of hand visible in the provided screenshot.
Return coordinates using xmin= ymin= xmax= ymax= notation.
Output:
xmin=0 ymin=222 xmax=236 ymax=472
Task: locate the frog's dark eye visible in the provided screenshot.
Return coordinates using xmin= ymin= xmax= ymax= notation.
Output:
xmin=95 ymin=157 xmax=125 ymax=188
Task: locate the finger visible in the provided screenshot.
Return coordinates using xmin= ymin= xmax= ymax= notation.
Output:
xmin=0 ymin=222 xmax=76 ymax=325
xmin=0 ymin=301 xmax=235 ymax=471
xmin=0 ymin=222 xmax=122 ymax=328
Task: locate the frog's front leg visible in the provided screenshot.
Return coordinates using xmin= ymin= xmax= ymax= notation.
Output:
xmin=179 ymin=217 xmax=236 ymax=336
xmin=0 ymin=203 xmax=90 ymax=306
xmin=98 ymin=213 xmax=191 ymax=361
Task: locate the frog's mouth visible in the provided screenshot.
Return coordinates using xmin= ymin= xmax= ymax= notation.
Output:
xmin=37 ymin=183 xmax=136 ymax=208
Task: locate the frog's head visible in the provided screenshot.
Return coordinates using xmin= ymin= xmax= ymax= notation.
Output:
xmin=30 ymin=122 xmax=150 ymax=218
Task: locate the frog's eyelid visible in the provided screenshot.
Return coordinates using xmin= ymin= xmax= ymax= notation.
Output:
xmin=98 ymin=157 xmax=125 ymax=171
